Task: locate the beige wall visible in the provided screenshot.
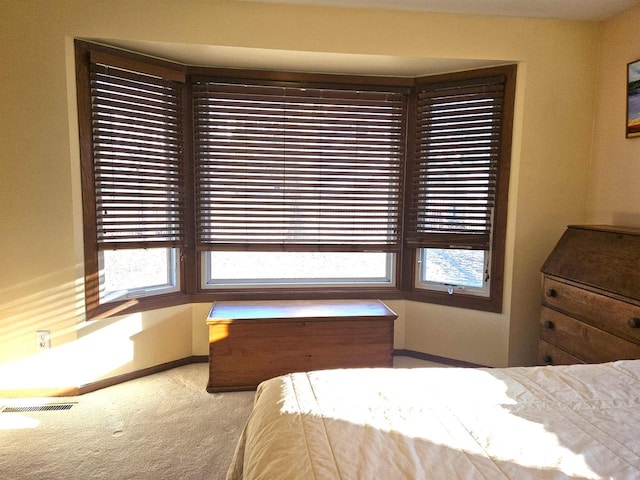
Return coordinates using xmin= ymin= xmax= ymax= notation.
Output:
xmin=0 ymin=0 xmax=604 ymax=393
xmin=589 ymin=3 xmax=640 ymax=226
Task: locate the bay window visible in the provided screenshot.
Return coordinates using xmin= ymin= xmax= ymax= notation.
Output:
xmin=75 ymin=40 xmax=515 ymax=318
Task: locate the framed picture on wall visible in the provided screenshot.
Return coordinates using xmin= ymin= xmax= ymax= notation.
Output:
xmin=628 ymin=58 xmax=640 ymax=138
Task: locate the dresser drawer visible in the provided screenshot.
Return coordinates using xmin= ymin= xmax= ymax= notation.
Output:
xmin=540 ymin=307 xmax=640 ymax=363
xmin=542 ymin=276 xmax=640 ymax=344
xmin=537 ymin=339 xmax=584 ymax=366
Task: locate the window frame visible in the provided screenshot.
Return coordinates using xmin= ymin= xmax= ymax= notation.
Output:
xmin=75 ymin=40 xmax=515 ymax=319
xmin=75 ymin=41 xmax=192 ymax=319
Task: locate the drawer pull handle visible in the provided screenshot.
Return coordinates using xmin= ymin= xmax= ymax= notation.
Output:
xmin=628 ymin=318 xmax=640 ymax=329
xmin=544 ymin=320 xmax=555 ymax=330
xmin=546 ymin=288 xmax=558 ymax=298
xmin=543 ymin=355 xmax=553 ymax=365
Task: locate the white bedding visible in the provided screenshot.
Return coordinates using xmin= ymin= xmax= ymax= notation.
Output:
xmin=227 ymin=361 xmax=640 ymax=479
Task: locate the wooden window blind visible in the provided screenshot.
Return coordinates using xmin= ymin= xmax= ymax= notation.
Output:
xmin=89 ymin=61 xmax=185 ymax=249
xmin=192 ymin=80 xmax=406 ymax=252
xmin=406 ymin=75 xmax=507 ymax=250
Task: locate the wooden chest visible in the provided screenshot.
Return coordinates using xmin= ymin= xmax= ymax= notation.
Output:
xmin=538 ymin=225 xmax=640 ymax=365
xmin=206 ymin=299 xmax=397 ymax=392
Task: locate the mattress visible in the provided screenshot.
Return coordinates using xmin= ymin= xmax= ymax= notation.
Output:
xmin=227 ymin=360 xmax=640 ymax=479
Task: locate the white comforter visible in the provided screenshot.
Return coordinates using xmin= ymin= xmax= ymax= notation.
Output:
xmin=227 ymin=361 xmax=640 ymax=479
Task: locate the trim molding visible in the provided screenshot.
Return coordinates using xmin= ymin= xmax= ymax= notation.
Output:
xmin=393 ymin=349 xmax=485 ymax=368
xmin=1 ymin=352 xmax=482 ymax=398
xmin=0 ymin=386 xmax=81 ymax=398
xmin=79 ymin=356 xmax=209 ymax=395
xmin=0 ymin=356 xmax=209 ymax=399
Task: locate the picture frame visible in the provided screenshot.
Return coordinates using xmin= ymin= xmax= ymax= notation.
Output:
xmin=627 ymin=58 xmax=640 ymax=138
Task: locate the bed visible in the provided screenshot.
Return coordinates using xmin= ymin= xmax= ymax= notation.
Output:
xmin=227 ymin=360 xmax=640 ymax=479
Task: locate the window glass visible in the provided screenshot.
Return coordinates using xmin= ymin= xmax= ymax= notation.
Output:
xmin=203 ymin=251 xmax=394 ymax=287
xmin=417 ymin=248 xmax=489 ymax=296
xmin=100 ymin=248 xmax=179 ymax=301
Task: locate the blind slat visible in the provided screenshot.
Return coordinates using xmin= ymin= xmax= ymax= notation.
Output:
xmin=193 ymin=80 xmax=405 ymax=250
xmin=406 ymin=76 xmax=506 ymax=250
xmin=90 ymin=62 xmax=185 ymax=248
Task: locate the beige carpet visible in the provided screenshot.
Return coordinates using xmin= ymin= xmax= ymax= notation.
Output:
xmin=0 ymin=356 xmax=440 ymax=480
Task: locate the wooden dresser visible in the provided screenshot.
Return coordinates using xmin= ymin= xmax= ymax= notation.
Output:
xmin=538 ymin=225 xmax=640 ymax=365
xmin=206 ymin=299 xmax=397 ymax=392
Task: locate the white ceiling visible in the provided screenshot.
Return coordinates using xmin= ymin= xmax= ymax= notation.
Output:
xmin=101 ymin=0 xmax=639 ymax=78
xmin=245 ymin=0 xmax=639 ymax=21
xmin=104 ymin=39 xmax=513 ymax=77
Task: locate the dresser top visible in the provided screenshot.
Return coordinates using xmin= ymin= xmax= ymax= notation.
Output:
xmin=568 ymin=224 xmax=640 ymax=236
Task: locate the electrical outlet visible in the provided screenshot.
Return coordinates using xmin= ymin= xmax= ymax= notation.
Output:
xmin=36 ymin=330 xmax=51 ymax=350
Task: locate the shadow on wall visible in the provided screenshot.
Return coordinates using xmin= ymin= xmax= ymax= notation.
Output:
xmin=0 ymin=266 xmax=85 ymax=366
xmin=0 ymin=313 xmax=144 ymax=396
xmin=0 ymin=265 xmax=191 ymax=396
